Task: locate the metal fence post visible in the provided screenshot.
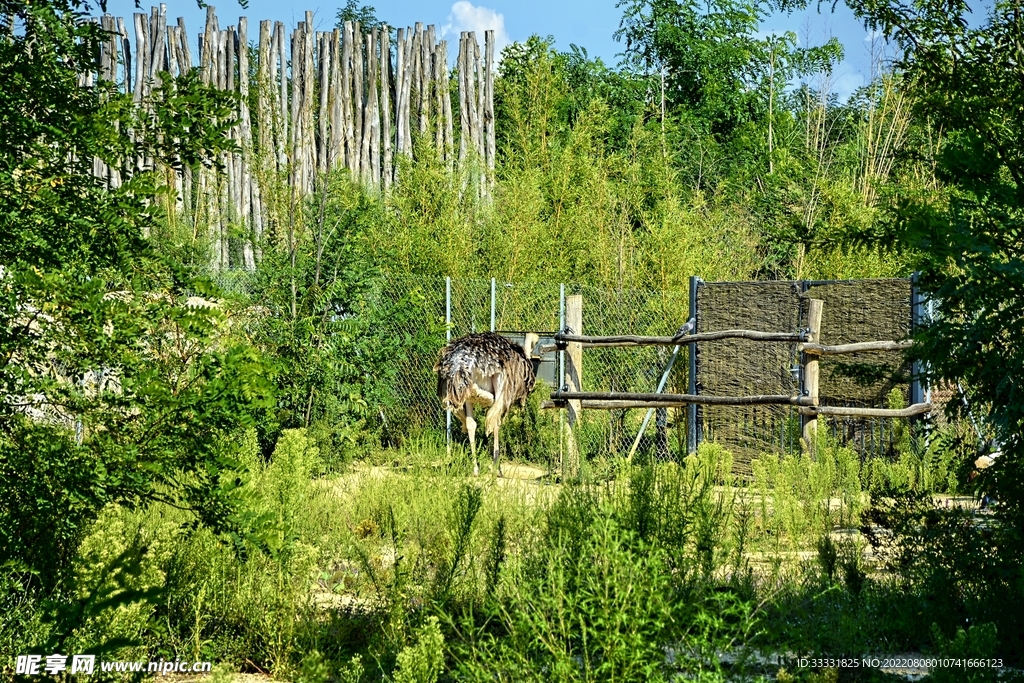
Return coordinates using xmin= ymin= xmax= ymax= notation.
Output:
xmin=910 ymin=271 xmax=924 ymax=408
xmin=446 ymin=276 xmax=452 ymax=454
xmin=687 ymin=276 xmax=699 ymax=454
xmin=490 ymin=277 xmax=496 ymax=332
xmin=559 ymin=283 xmax=565 ymax=470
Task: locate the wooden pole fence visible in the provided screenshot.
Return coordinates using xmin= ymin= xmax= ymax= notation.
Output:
xmin=544 ymin=295 xmax=931 ymax=460
xmin=799 ymin=340 xmax=913 ymax=355
xmin=801 ymin=299 xmax=824 ymax=453
xmin=80 ymin=6 xmax=494 ymax=272
xmin=553 ymin=329 xmax=806 ymax=348
xmin=799 ymin=403 xmax=933 ymax=418
xmin=547 ymin=392 xmax=815 ymax=407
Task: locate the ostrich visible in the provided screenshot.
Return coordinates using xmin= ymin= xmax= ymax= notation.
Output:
xmin=434 ymin=332 xmax=539 ymax=476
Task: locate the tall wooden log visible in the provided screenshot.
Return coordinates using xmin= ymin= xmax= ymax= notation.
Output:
xmin=148 ymin=6 xmax=160 ymax=78
xmin=394 ymin=28 xmax=405 ymax=157
xmin=353 ymin=21 xmax=366 ymax=178
xmin=371 ymin=29 xmax=382 ymax=185
xmin=302 ymin=12 xmax=315 ymax=192
xmin=484 ymin=30 xmax=495 ymax=184
xmin=466 ymin=33 xmax=480 ymax=165
xmin=342 ymin=21 xmax=355 ymax=171
xmin=275 ymin=21 xmax=287 ymax=163
xmin=177 ymin=17 xmax=191 ymax=73
xmin=329 ymin=28 xmax=342 ymax=172
xmin=99 ymin=15 xmax=113 ymax=81
xmin=441 ymin=40 xmax=453 ymax=167
xmin=418 ymin=23 xmax=429 ymax=135
xmin=401 ymin=27 xmax=413 ymax=153
xmin=433 ymin=41 xmax=443 ymax=153
xmin=380 ymin=24 xmax=392 ymax=187
xmin=133 ymin=14 xmax=146 ymax=96
xmin=238 ymin=17 xmax=255 ymax=270
xmin=316 ymin=31 xmax=329 ymax=174
xmin=801 ymin=298 xmax=824 ymax=455
xmin=360 ymin=30 xmax=373 ymax=183
xmin=118 ymin=17 xmax=131 ymax=92
xmin=257 ymin=20 xmax=273 ymax=167
xmin=474 ymin=34 xmax=484 ymax=165
xmin=458 ymin=33 xmax=468 ymax=165
xmin=289 ymin=25 xmax=301 ymax=191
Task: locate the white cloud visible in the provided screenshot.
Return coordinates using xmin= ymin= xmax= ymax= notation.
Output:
xmin=441 ymin=2 xmax=511 ymax=58
xmin=832 ymin=71 xmax=866 ymax=103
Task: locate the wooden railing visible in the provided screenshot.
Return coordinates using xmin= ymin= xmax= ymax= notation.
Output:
xmin=542 ymin=297 xmax=929 ymax=460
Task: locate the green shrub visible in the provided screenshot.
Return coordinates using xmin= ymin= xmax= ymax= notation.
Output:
xmin=393 ymin=617 xmax=445 ymax=683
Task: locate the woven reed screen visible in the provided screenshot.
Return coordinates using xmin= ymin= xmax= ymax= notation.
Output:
xmin=695 ymin=278 xmax=913 ymax=473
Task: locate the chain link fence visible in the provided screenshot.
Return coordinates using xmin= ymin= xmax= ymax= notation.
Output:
xmin=204 ymin=269 xmax=926 ymax=468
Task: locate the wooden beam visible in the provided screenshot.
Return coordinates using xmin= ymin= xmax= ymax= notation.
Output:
xmin=801 ymin=299 xmax=824 ymax=453
xmin=799 ymin=403 xmax=932 ymax=418
xmin=553 ymin=329 xmax=804 ymax=347
xmin=542 ymin=400 xmax=711 ymax=411
xmin=564 ymin=295 xmax=582 ymax=478
xmin=548 ymin=392 xmax=811 ymax=407
xmin=799 ymin=340 xmax=913 ymax=355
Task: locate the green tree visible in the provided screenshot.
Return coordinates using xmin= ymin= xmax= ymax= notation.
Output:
xmin=335 ymin=0 xmax=385 ymax=32
xmin=0 ymin=0 xmax=272 ymax=589
xmin=840 ymin=0 xmax=1024 ymax=655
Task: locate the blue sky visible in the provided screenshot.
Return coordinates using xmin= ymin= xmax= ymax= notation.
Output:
xmin=98 ymin=0 xmax=888 ymax=101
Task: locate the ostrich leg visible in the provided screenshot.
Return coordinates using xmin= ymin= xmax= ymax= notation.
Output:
xmin=493 ymin=423 xmax=502 ymax=477
xmin=465 ymin=403 xmax=479 ymax=476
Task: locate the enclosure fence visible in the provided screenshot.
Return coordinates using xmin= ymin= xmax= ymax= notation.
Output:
xmin=65 ymin=6 xmax=496 ymax=271
xmin=212 ymin=270 xmax=931 ymax=469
